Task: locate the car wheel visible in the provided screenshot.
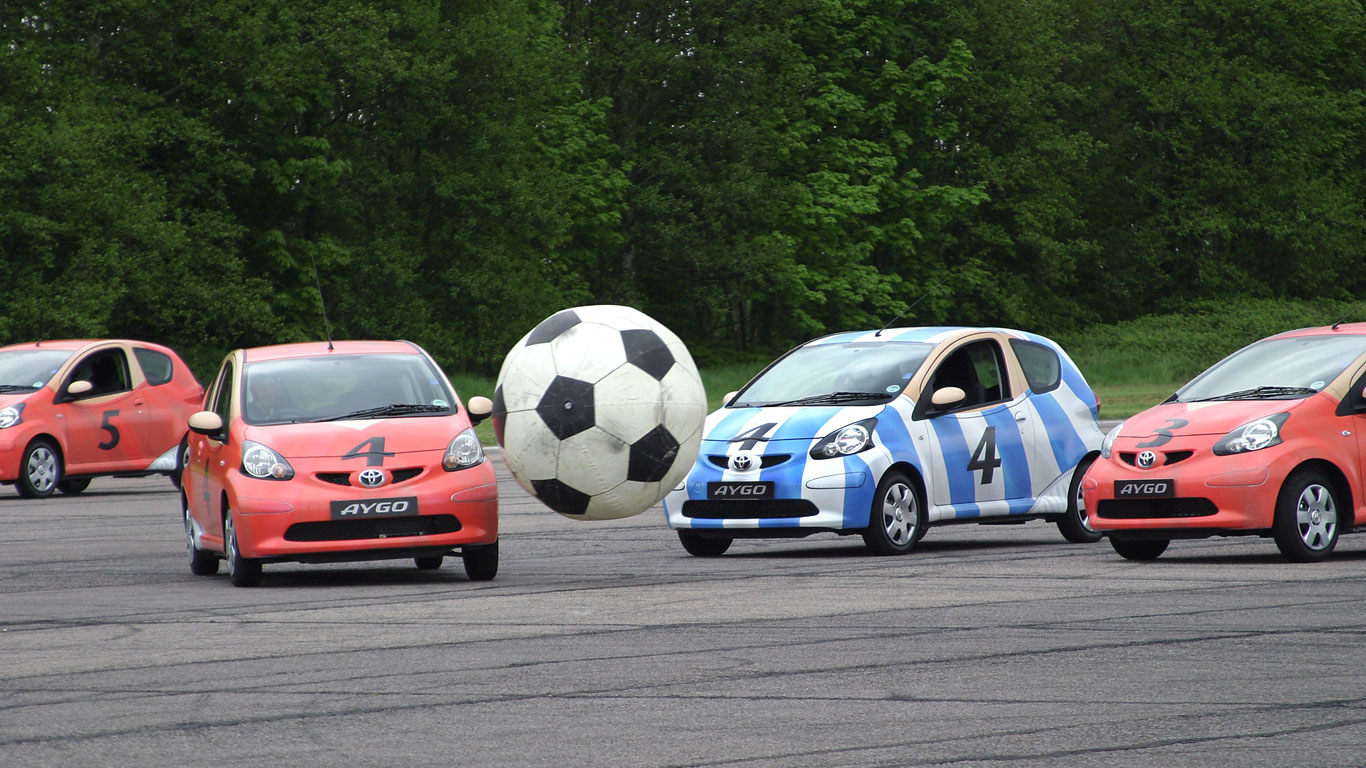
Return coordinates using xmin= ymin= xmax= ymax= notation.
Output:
xmin=184 ymin=494 xmax=219 ymax=576
xmin=678 ymin=530 xmax=732 ymax=556
xmin=17 ymin=439 xmax=61 ymax=498
xmin=415 ymin=556 xmax=444 ymax=570
xmin=1110 ymin=538 xmax=1169 ymax=561
xmin=1057 ymin=455 xmax=1102 ymax=544
xmin=1273 ymin=469 xmax=1339 ymax=563
xmin=862 ymin=470 xmax=924 ymax=555
xmin=224 ymin=507 xmax=262 ymax=587
xmin=170 ymin=437 xmax=188 ymax=490
xmin=463 ymin=542 xmax=498 ymax=581
xmin=57 ymin=477 xmax=92 ymax=495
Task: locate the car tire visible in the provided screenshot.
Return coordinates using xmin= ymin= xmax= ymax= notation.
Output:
xmin=170 ymin=437 xmax=188 ymax=490
xmin=1057 ymin=455 xmax=1102 ymax=544
xmin=415 ymin=556 xmax=444 ymax=570
xmin=184 ymin=493 xmax=219 ymax=576
xmin=1110 ymin=538 xmax=1169 ymax=561
xmin=225 ymin=507 xmax=262 ymax=587
xmin=463 ymin=542 xmax=498 ymax=581
xmin=57 ymin=477 xmax=92 ymax=495
xmin=17 ymin=439 xmax=61 ymax=498
xmin=678 ymin=530 xmax=732 ymax=557
xmin=1273 ymin=469 xmax=1339 ymax=563
xmin=862 ymin=470 xmax=924 ymax=556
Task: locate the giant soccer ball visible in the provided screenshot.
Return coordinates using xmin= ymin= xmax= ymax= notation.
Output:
xmin=492 ymin=305 xmax=707 ymax=520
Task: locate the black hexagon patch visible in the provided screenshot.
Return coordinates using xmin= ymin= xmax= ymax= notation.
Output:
xmin=627 ymin=425 xmax=680 ymax=482
xmin=536 ymin=375 xmax=595 ymax=440
xmin=620 ymin=328 xmax=674 ymax=380
xmin=526 ymin=310 xmax=581 ymax=345
xmin=531 ymin=478 xmax=591 ymax=516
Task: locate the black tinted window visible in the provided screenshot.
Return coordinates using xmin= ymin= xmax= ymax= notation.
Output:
xmin=1010 ymin=340 xmax=1061 ymax=393
xmin=133 ymin=347 xmax=174 ymax=386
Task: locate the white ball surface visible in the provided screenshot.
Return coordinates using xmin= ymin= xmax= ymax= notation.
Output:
xmin=492 ymin=305 xmax=707 ymax=520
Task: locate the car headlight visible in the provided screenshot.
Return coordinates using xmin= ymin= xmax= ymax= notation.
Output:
xmin=1212 ymin=412 xmax=1289 ymax=456
xmin=241 ymin=441 xmax=295 ymax=480
xmin=1100 ymin=422 xmax=1123 ymax=459
xmin=810 ymin=419 xmax=877 ymax=459
xmin=443 ymin=428 xmax=484 ymax=470
xmin=0 ymin=403 xmax=24 ymax=429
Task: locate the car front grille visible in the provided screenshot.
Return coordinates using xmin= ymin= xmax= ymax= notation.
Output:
xmin=682 ymin=499 xmax=819 ymax=519
xmin=284 ymin=514 xmax=462 ymax=542
xmin=314 ymin=467 xmax=425 ymax=487
xmin=706 ymin=454 xmax=791 ymax=469
xmin=1120 ymin=450 xmax=1194 ymax=467
xmin=1095 ymin=498 xmax=1218 ymax=519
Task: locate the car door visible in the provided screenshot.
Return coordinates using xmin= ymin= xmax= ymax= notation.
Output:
xmin=917 ymin=338 xmax=1036 ymax=518
xmin=58 ymin=346 xmax=151 ymax=474
xmin=187 ymin=359 xmax=235 ymax=543
xmin=130 ymin=345 xmax=193 ymax=457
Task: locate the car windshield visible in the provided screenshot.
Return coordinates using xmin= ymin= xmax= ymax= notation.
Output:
xmin=731 ymin=342 xmax=933 ymax=407
xmin=243 ymin=354 xmax=456 ymax=425
xmin=1174 ymin=335 xmax=1366 ymax=403
xmin=0 ymin=350 xmax=73 ymax=392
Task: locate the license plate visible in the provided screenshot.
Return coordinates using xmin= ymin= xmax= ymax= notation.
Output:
xmin=707 ymin=481 xmax=774 ymax=499
xmin=329 ymin=496 xmax=420 ymax=520
xmin=1114 ymin=479 xmax=1174 ymax=498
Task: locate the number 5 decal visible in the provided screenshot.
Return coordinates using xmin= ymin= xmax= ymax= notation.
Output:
xmin=966 ymin=426 xmax=1001 ymax=484
xmin=98 ymin=410 xmax=120 ymax=450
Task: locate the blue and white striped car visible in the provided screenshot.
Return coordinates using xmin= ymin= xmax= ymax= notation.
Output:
xmin=663 ymin=327 xmax=1104 ymax=555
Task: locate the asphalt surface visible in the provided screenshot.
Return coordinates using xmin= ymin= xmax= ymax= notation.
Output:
xmin=4 ymin=454 xmax=1366 ymax=767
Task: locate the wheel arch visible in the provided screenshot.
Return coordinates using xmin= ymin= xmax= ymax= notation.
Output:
xmin=1287 ymin=458 xmax=1354 ymax=532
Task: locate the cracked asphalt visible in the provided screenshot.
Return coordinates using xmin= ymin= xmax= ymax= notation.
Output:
xmin=3 ymin=457 xmax=1365 ymax=767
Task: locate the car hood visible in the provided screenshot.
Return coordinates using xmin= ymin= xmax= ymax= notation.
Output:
xmin=243 ymin=417 xmax=464 ymax=458
xmin=0 ymin=393 xmax=32 ymax=408
xmin=1118 ymin=398 xmax=1310 ymax=438
xmin=701 ymin=404 xmax=887 ymax=443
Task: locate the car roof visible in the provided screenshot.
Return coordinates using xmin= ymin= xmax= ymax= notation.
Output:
xmin=0 ymin=339 xmax=163 ymax=353
xmin=240 ymin=340 xmax=422 ymax=363
xmin=804 ymin=326 xmax=1049 ymax=346
xmin=1271 ymin=323 xmax=1366 ymax=339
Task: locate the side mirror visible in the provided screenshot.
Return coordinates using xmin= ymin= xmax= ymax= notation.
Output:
xmin=723 ymin=390 xmax=739 ymax=407
xmin=188 ymin=411 xmax=224 ymax=436
xmin=67 ymin=380 xmax=93 ymax=396
xmin=931 ymin=386 xmax=966 ymax=409
xmin=466 ymin=395 xmax=493 ymax=426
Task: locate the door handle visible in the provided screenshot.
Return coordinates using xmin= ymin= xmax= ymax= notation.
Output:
xmin=1014 ymin=412 xmax=1027 ymax=422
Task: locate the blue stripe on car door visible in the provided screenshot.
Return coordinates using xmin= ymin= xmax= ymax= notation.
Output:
xmin=1027 ymin=393 xmax=1086 ymax=472
xmin=982 ymin=406 xmax=1031 ymax=501
xmin=928 ymin=415 xmax=979 ymax=516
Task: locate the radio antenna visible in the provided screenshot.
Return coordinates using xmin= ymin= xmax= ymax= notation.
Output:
xmin=875 ymin=276 xmax=944 ymax=336
xmin=309 ymin=252 xmax=334 ymax=351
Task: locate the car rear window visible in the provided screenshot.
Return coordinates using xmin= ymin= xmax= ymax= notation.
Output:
xmin=1009 ymin=339 xmax=1062 ymax=394
xmin=133 ymin=347 xmax=175 ymax=386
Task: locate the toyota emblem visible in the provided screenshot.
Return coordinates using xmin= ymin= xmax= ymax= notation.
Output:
xmin=1136 ymin=450 xmax=1157 ymax=469
xmin=728 ymin=453 xmax=757 ymax=472
xmin=358 ymin=468 xmax=386 ymax=487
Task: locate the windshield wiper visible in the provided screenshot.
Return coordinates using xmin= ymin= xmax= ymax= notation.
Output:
xmin=1198 ymin=386 xmax=1320 ymax=402
xmin=0 ymin=384 xmax=36 ymax=393
xmin=317 ymin=403 xmax=449 ymax=421
xmin=764 ymin=391 xmax=893 ymax=407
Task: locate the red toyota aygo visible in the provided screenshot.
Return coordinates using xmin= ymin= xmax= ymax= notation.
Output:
xmin=181 ymin=340 xmax=497 ymax=586
xmin=1084 ymin=323 xmax=1366 ymax=562
xmin=0 ymin=339 xmax=202 ymax=496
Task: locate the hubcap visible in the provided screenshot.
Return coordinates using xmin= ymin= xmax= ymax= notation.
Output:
xmin=27 ymin=447 xmax=57 ymax=493
xmin=225 ymin=515 xmax=238 ymax=574
xmin=1296 ymin=484 xmax=1337 ymax=550
xmin=1077 ymin=483 xmax=1093 ymax=532
xmin=881 ymin=483 xmax=917 ymax=545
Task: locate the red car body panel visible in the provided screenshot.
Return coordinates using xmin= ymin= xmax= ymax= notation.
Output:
xmin=0 ymin=339 xmax=203 ymax=490
xmin=182 ymin=341 xmax=497 ymax=565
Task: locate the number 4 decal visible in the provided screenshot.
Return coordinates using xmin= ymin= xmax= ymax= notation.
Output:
xmin=966 ymin=426 xmax=1001 ymax=484
xmin=730 ymin=423 xmax=777 ymax=451
xmin=342 ymin=437 xmax=395 ymax=467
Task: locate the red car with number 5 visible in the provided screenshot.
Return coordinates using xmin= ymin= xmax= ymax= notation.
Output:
xmin=0 ymin=339 xmax=202 ymax=497
xmin=1084 ymin=323 xmax=1366 ymax=562
xmin=180 ymin=340 xmax=497 ymax=586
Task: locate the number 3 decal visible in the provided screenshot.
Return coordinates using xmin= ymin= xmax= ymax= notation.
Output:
xmin=98 ymin=409 xmax=120 ymax=450
xmin=1136 ymin=418 xmax=1188 ymax=448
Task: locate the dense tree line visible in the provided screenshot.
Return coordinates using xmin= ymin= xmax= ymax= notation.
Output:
xmin=2 ymin=0 xmax=1362 ymax=378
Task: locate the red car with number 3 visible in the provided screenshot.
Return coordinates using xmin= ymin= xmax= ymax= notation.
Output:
xmin=1084 ymin=323 xmax=1366 ymax=562
xmin=0 ymin=339 xmax=202 ymax=497
xmin=180 ymin=340 xmax=498 ymax=587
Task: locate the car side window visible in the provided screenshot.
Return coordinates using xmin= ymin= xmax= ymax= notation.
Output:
xmin=68 ymin=349 xmax=133 ymax=398
xmin=1009 ymin=339 xmax=1062 ymax=394
xmin=211 ymin=362 xmax=234 ymax=426
xmin=929 ymin=340 xmax=1008 ymax=410
xmin=133 ymin=347 xmax=175 ymax=386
